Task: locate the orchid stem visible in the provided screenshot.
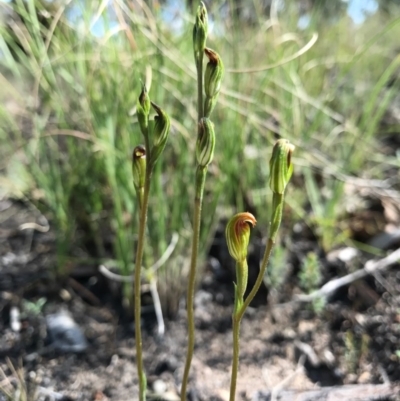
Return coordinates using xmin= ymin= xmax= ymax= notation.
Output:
xmin=134 ymin=165 xmax=152 ymax=401
xmin=229 ymin=192 xmax=284 ymax=401
xmin=181 ymin=166 xmax=207 ymax=400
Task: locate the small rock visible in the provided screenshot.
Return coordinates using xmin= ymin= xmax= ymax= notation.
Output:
xmin=298 ymin=321 xmax=316 ymax=335
xmin=10 ymin=306 xmax=21 ymax=332
xmin=358 ymin=370 xmax=372 ymax=384
xmin=216 ymin=389 xmax=229 ymax=401
xmin=158 ymin=392 xmax=180 ymax=401
xmin=368 ymin=228 xmax=400 ymax=250
xmin=282 ymin=328 xmax=296 ymax=339
xmin=347 ymin=373 xmax=358 ymax=383
xmin=153 ymin=379 xmax=167 ymax=395
xmin=46 ymin=311 xmax=88 ymax=353
xmin=37 ymin=386 xmax=72 ymax=400
xmin=326 ymin=247 xmax=358 ymax=263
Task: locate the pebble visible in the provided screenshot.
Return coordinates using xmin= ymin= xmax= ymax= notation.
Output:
xmin=326 ymin=247 xmax=358 ymax=263
xmin=46 ymin=311 xmax=88 ymax=353
xmin=358 ymin=371 xmax=372 ymax=383
xmin=153 ymin=379 xmax=167 ymax=394
xmin=298 ymin=320 xmax=316 ymax=335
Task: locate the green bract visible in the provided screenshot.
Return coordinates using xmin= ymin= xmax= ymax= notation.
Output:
xmin=204 ymin=48 xmax=224 ymax=98
xmin=150 ymin=102 xmax=170 ymax=166
xmin=137 ymin=85 xmax=151 ymax=137
xmin=225 ymin=212 xmax=257 ymax=263
xmin=269 ymin=139 xmax=295 ymax=195
xmin=196 ymin=118 xmax=215 ymax=167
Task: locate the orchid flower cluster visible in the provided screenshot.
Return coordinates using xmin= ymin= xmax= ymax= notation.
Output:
xmin=131 ymin=2 xmax=295 ymax=400
xmin=181 ymin=3 xmax=224 ymax=401
xmin=132 ymin=87 xmax=171 ymax=400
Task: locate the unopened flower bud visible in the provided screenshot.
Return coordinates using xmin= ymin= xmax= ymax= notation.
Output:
xmin=204 ymin=48 xmax=224 ymax=98
xmin=225 ymin=212 xmax=257 ymax=263
xmin=193 ymin=2 xmax=208 ymax=58
xmin=150 ymin=102 xmax=170 ymax=166
xmin=196 ymin=118 xmax=215 ymax=167
xmin=269 ymin=139 xmax=295 ymax=195
xmin=137 ymin=85 xmax=151 ymax=137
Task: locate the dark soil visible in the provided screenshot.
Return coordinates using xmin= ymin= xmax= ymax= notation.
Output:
xmin=0 ymin=198 xmax=400 ymax=401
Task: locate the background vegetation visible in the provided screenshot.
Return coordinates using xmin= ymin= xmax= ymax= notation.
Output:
xmin=1 ymin=0 xmax=400 ymax=317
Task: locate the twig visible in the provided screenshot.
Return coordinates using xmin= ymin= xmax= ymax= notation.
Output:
xmin=259 ymin=384 xmax=400 ymax=401
xmin=151 ymin=232 xmax=179 ymax=273
xmin=293 ymin=247 xmax=400 ymax=303
xmin=19 ymin=222 xmax=50 ymax=232
xmin=99 ymin=233 xmax=178 ymax=337
xmin=68 ymin=277 xmax=101 ymax=306
xmin=98 ymin=232 xmax=179 ymax=283
xmin=267 ymin=355 xmax=306 ymax=401
xmin=378 ymin=365 xmax=390 ymax=385
xmin=0 ymin=364 xmax=13 ymax=398
xmin=149 ymin=278 xmax=165 ymax=337
xmin=294 ymin=341 xmax=319 ymax=366
xmin=99 ymin=264 xmax=132 ymax=282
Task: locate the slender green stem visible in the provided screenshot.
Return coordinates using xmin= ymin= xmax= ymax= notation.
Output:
xmin=236 ymin=259 xmax=248 ymax=303
xmin=238 ymin=238 xmax=274 ymax=321
xmin=180 ymin=47 xmax=206 ymax=401
xmin=229 ymin=193 xmax=286 ymax=400
xmin=134 ymin=168 xmax=152 ymax=401
xmin=230 ymin=259 xmax=246 ymax=401
xmin=143 ymin=130 xmax=151 ymax=163
xmin=228 ymin=239 xmax=275 ymax=401
xmin=270 ymin=193 xmax=283 ymax=243
xmin=229 ymin=314 xmax=241 ymax=401
xmin=180 ymin=166 xmax=207 ymax=401
xmin=196 ymin=56 xmax=204 ymax=123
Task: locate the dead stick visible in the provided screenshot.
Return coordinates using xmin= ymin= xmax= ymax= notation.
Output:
xmin=293 ymin=247 xmax=400 ymax=303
